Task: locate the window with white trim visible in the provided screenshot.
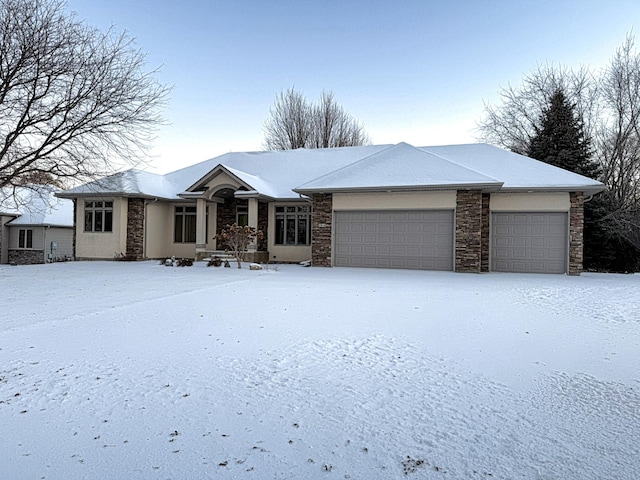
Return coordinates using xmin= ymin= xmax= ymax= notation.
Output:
xmin=174 ymin=206 xmax=196 ymax=243
xmin=84 ymin=201 xmax=113 ymax=232
xmin=18 ymin=228 xmax=33 ymax=248
xmin=275 ymin=205 xmax=310 ymax=245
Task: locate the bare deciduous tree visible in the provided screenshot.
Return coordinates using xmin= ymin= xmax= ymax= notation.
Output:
xmin=309 ymin=91 xmax=369 ymax=149
xmin=262 ymin=88 xmax=311 ymax=150
xmin=263 ymin=88 xmax=369 ymax=150
xmin=598 ymin=37 xmax=640 ymax=208
xmin=0 ymin=0 xmax=169 ymax=208
xmin=478 ymin=64 xmax=599 ymax=155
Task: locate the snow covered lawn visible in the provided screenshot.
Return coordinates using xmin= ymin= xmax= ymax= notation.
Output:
xmin=1 ymin=261 xmax=639 ymax=480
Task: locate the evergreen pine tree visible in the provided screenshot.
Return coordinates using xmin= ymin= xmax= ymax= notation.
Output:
xmin=527 ymin=89 xmax=600 ymax=179
xmin=526 ymin=89 xmax=624 ymax=271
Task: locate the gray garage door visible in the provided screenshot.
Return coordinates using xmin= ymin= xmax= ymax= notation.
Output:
xmin=492 ymin=212 xmax=568 ymax=273
xmin=334 ymin=210 xmax=454 ymax=270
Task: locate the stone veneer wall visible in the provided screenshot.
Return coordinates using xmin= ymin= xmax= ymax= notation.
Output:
xmin=455 ymin=190 xmax=483 ymax=273
xmin=217 ymin=198 xmax=243 ymax=229
xmin=311 ymin=193 xmax=333 ymax=267
xmin=216 ymin=198 xmax=244 ymax=250
xmin=569 ymin=192 xmax=584 ymax=276
xmin=480 ymin=193 xmax=490 ymax=272
xmin=258 ymin=201 xmax=268 ymax=251
xmin=126 ymin=197 xmax=145 ymax=260
xmin=9 ymin=249 xmax=44 ymax=265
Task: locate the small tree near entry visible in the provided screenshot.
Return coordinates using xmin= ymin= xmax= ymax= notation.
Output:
xmin=216 ymin=224 xmax=264 ymax=269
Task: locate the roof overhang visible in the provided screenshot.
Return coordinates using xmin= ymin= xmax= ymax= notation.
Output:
xmin=7 ymin=222 xmax=72 ymax=228
xmin=293 ymin=182 xmax=505 ymax=195
xmin=55 ymin=191 xmax=177 ymax=201
xmin=233 ymin=190 xmax=276 ymax=201
xmin=497 ymin=185 xmax=607 ymax=195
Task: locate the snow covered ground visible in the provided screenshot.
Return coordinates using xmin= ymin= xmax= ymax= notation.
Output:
xmin=1 ymin=261 xmax=638 ymax=480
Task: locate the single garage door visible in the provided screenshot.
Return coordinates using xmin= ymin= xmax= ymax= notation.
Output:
xmin=334 ymin=210 xmax=454 ymax=270
xmin=492 ymin=212 xmax=568 ymax=273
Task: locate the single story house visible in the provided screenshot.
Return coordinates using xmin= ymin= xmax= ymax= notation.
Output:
xmin=57 ymin=142 xmax=605 ymax=274
xmin=0 ymin=196 xmax=74 ymax=265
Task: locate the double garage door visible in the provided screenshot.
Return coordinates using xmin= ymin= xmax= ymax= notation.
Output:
xmin=334 ymin=210 xmax=569 ymax=273
xmin=491 ymin=212 xmax=568 ymax=274
xmin=334 ymin=210 xmax=454 ymax=270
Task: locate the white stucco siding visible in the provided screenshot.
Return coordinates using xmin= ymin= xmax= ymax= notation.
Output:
xmin=146 ymin=201 xmax=202 ymax=259
xmin=333 ymin=191 xmax=457 ymax=210
xmin=206 ymin=203 xmax=217 ymax=250
xmin=145 ymin=201 xmax=171 ymax=258
xmin=490 ymin=193 xmax=570 ymax=212
xmin=267 ymin=202 xmax=312 ymax=263
xmin=75 ymin=197 xmax=126 ymax=259
xmin=269 ymin=244 xmax=311 ymax=263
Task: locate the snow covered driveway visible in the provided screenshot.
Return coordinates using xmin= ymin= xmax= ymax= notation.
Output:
xmin=1 ymin=262 xmax=638 ymax=479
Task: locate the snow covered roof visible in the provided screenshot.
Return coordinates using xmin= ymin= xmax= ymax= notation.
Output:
xmin=423 ymin=144 xmax=605 ymax=193
xmin=168 ymin=144 xmax=390 ymax=199
xmin=7 ymin=195 xmax=73 ymax=227
xmin=294 ymin=142 xmax=502 ymax=193
xmin=58 ymin=169 xmax=182 ymax=200
xmin=58 ymin=143 xmax=606 ymax=201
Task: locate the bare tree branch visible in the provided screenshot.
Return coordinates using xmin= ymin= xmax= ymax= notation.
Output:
xmin=262 ymin=87 xmax=369 ymax=150
xmin=0 ymin=0 xmax=170 ymax=209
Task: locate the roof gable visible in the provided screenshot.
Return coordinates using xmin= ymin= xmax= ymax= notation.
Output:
xmin=183 ymin=164 xmax=280 ymax=199
xmin=162 ymin=145 xmax=390 ymax=199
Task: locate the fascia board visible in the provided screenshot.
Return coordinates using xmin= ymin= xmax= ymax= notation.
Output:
xmin=293 ymin=182 xmax=504 ymax=195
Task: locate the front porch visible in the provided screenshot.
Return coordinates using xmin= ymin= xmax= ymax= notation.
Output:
xmin=189 ymin=187 xmax=269 ymax=262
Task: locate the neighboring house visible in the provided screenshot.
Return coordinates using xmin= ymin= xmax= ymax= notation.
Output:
xmin=57 ymin=142 xmax=605 ymax=274
xmin=0 ymin=210 xmax=19 ymax=264
xmin=0 ymin=197 xmax=74 ymax=265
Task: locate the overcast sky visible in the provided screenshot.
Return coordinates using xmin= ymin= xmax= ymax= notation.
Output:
xmin=66 ymin=0 xmax=639 ymax=173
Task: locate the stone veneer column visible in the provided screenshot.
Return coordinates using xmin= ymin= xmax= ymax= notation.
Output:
xmin=311 ymin=193 xmax=333 ymax=267
xmin=480 ymin=193 xmax=490 ymax=272
xmin=455 ymin=190 xmax=482 ymax=273
xmin=569 ymin=192 xmax=584 ymax=276
xmin=258 ymin=201 xmax=268 ymax=252
xmin=126 ymin=197 xmax=145 ymax=260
